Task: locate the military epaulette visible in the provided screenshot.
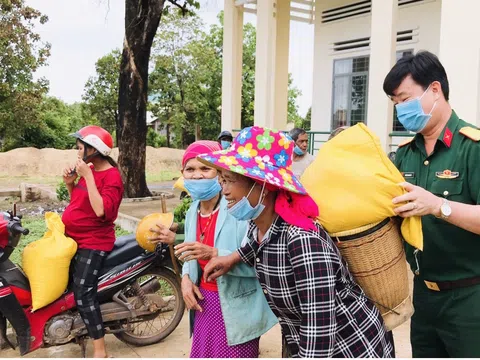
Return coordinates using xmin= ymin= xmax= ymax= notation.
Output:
xmin=398 ymin=137 xmax=414 ymax=148
xmin=459 ymin=126 xmax=480 ymax=141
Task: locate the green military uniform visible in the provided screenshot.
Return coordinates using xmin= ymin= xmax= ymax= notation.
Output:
xmin=395 ymin=110 xmax=480 ymax=357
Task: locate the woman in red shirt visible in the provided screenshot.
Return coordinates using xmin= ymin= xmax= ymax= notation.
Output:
xmin=62 ymin=125 xmax=124 ymax=358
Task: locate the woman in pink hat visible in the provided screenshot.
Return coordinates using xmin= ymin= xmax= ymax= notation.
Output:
xmin=199 ymin=127 xmax=394 ymax=358
xmin=149 ymin=140 xmax=277 ymax=358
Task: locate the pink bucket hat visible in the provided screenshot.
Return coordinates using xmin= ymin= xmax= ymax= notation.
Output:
xmin=197 ymin=126 xmax=306 ymax=194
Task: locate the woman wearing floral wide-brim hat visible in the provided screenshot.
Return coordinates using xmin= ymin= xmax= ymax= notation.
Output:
xmin=199 ymin=126 xmax=394 ymax=358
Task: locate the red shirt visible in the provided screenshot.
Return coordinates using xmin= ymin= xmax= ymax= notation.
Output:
xmin=197 ymin=209 xmax=219 ymax=292
xmin=62 ymin=167 xmax=124 ymax=251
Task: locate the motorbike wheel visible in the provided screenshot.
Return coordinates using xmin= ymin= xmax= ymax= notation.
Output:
xmin=114 ymin=267 xmax=185 ymax=346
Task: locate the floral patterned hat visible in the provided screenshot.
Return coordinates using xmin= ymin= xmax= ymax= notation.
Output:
xmin=197 ymin=126 xmax=307 ymax=194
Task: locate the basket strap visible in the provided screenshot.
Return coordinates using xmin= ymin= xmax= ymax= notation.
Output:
xmin=349 ymin=287 xmax=400 ymax=316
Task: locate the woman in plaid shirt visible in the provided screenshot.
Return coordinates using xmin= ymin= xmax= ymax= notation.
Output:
xmin=198 ymin=126 xmax=394 ymax=358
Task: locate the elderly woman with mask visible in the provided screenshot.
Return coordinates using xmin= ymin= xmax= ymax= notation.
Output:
xmin=149 ymin=140 xmax=276 ymax=358
xmin=199 ymin=127 xmax=394 ymax=358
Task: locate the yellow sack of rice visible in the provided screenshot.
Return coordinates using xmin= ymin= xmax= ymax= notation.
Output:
xmin=301 ymin=123 xmax=423 ymax=250
xmin=23 ymin=212 xmax=77 ymax=311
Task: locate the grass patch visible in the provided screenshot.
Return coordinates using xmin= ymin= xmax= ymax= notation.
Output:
xmin=10 ymin=216 xmax=133 ymax=266
xmin=146 ymin=170 xmax=181 ymax=183
xmin=114 ymin=225 xmax=131 ymax=237
xmin=0 ymin=170 xmax=182 ymax=188
xmin=0 ymin=175 xmax=59 ymax=186
xmin=10 ymin=216 xmax=47 ymax=266
xmin=0 ymin=171 xmax=179 ymax=189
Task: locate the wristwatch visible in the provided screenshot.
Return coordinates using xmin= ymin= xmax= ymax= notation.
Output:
xmin=439 ymin=198 xmax=452 ymax=219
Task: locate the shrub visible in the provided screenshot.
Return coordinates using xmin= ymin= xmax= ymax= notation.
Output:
xmin=146 ymin=128 xmax=167 ymax=148
xmin=56 ymin=181 xmax=70 ymax=202
xmin=174 ymin=196 xmax=192 ymax=234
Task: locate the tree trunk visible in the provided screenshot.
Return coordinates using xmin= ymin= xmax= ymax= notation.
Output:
xmin=166 ymin=123 xmax=171 ymax=148
xmin=117 ymin=0 xmax=166 ymax=197
xmin=114 ymin=110 xmax=120 ymax=146
xmin=195 ymin=124 xmax=201 ymax=141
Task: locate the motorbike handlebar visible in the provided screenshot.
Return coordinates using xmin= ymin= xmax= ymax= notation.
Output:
xmin=11 ymin=223 xmax=29 ymax=235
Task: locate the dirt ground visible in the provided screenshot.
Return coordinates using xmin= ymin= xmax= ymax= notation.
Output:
xmin=1 ymin=315 xmax=411 ymax=358
xmin=0 ymin=146 xmax=184 ymax=178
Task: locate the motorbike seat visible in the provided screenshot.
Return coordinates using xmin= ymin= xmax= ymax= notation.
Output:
xmin=103 ymin=234 xmax=145 ymax=269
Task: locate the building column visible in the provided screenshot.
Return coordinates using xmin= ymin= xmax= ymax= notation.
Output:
xmin=221 ymin=0 xmax=244 ymax=132
xmin=366 ymin=0 xmax=398 ymax=151
xmin=311 ymin=1 xmax=328 ymax=132
xmin=272 ymin=0 xmax=291 ymax=130
xmin=439 ymin=0 xmax=480 ymax=126
xmin=254 ymin=0 xmax=276 ymax=128
xmin=254 ymin=0 xmax=290 ymax=130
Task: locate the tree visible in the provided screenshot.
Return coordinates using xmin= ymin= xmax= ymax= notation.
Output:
xmin=149 ymin=12 xmax=209 ymax=148
xmin=117 ymin=0 xmax=199 ymax=198
xmin=149 ymin=12 xmax=303 ymax=145
xmin=303 ymin=107 xmax=312 ymax=130
xmin=83 ymin=49 xmax=121 ymax=141
xmin=3 ymin=96 xmax=91 ymax=150
xmin=287 ymin=75 xmax=302 ymax=128
xmin=0 ymin=0 xmax=50 ymax=151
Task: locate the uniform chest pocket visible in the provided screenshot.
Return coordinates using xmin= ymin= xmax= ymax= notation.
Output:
xmin=430 ymin=178 xmax=463 ymax=198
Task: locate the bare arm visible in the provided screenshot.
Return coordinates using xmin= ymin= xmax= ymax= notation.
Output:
xmin=393 ymin=182 xmax=480 ymax=235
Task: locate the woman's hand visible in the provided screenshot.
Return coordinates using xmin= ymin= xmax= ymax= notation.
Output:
xmin=174 ymin=242 xmax=218 ymax=262
xmin=148 ymin=223 xmax=176 ymax=245
xmin=203 ymin=253 xmax=238 ymax=282
xmin=181 ymin=275 xmax=204 ymax=312
xmin=62 ymin=165 xmax=78 ymax=185
xmin=75 ymin=159 xmax=92 ymax=179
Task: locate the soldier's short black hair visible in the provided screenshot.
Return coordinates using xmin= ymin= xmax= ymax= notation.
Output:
xmin=383 ymin=51 xmax=450 ymax=101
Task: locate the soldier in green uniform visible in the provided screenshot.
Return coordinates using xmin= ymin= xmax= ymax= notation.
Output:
xmin=383 ymin=50 xmax=480 ymax=357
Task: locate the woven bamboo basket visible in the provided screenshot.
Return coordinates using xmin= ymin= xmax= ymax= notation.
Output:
xmin=330 ymin=218 xmax=414 ymax=331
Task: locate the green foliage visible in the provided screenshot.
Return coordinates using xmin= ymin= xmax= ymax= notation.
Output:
xmin=82 ymin=49 xmax=121 ymax=136
xmin=288 ymin=76 xmax=303 ymax=128
xmin=0 ymin=0 xmax=51 ymax=151
xmin=10 ymin=216 xmax=47 ymax=266
xmin=149 ymin=11 xmax=302 ymax=147
xmin=146 ymin=127 xmax=167 ymax=148
xmin=56 ymin=181 xmax=70 ymax=202
xmin=114 ymin=225 xmax=131 ymax=237
xmin=173 ymin=196 xmax=192 ymax=234
xmin=3 ymin=96 xmax=91 ymax=151
xmin=303 ymin=107 xmax=312 ymax=130
xmin=294 ymin=106 xmax=311 ymax=130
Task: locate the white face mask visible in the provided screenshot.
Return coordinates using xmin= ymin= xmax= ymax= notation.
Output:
xmin=227 ymin=182 xmax=266 ymax=221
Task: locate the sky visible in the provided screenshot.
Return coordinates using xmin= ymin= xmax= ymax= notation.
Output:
xmin=27 ymin=0 xmax=314 ymax=116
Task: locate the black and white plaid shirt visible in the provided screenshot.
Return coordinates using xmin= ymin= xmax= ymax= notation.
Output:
xmin=238 ymin=216 xmax=394 ymax=358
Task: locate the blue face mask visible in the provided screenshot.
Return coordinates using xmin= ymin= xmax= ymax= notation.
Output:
xmin=294 ymin=145 xmax=305 ymax=156
xmin=395 ymin=85 xmax=437 ymax=133
xmin=221 ymin=140 xmax=231 ymax=150
xmin=228 ymin=182 xmax=266 ymax=221
xmin=183 ymin=177 xmax=221 ymax=201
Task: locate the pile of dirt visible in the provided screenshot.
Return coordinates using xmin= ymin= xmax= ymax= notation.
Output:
xmin=0 ymin=146 xmax=184 ymax=177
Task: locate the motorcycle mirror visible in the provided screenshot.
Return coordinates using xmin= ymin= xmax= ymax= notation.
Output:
xmin=13 ymin=203 xmax=16 ymax=217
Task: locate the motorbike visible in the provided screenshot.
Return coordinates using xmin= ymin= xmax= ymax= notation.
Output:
xmin=0 ymin=206 xmax=185 ymax=357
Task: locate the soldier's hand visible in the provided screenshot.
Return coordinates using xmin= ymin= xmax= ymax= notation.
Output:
xmin=393 ymin=182 xmax=443 ymax=218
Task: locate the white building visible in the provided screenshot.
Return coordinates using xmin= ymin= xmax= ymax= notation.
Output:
xmin=221 ymin=0 xmax=480 ymax=152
